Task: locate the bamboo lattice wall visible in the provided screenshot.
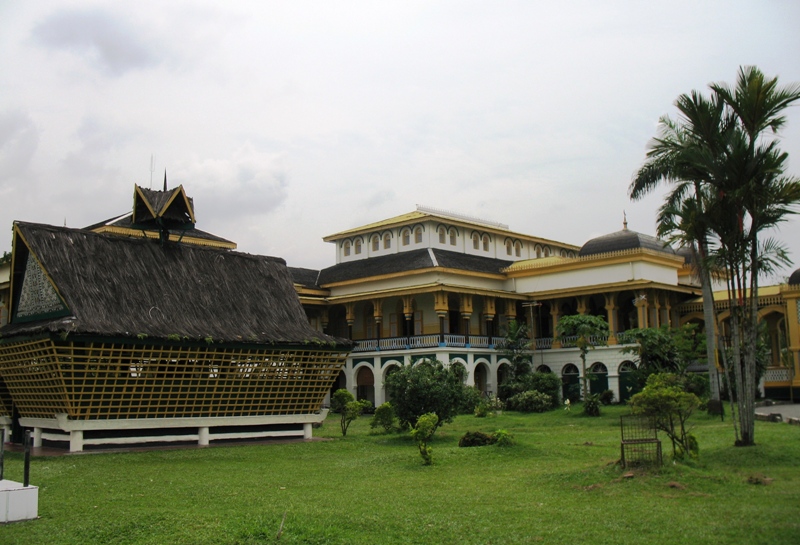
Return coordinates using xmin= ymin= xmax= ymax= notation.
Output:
xmin=0 ymin=337 xmax=348 ymax=420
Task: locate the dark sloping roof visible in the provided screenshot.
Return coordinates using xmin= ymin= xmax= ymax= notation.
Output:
xmin=579 ymin=229 xmax=675 ymax=257
xmin=289 ymin=267 xmax=321 ymax=288
xmin=789 ymin=268 xmax=800 ymax=285
xmin=434 ymin=249 xmax=513 ymax=274
xmin=317 ymin=248 xmax=512 ymax=285
xmin=1 ymin=222 xmax=348 ymax=348
xmin=85 ymin=213 xmax=235 ymax=246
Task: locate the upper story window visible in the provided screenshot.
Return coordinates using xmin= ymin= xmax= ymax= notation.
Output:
xmin=506 ymin=241 xmax=512 ymax=255
xmin=355 ymin=239 xmax=362 ymax=254
xmin=414 ymin=227 xmax=423 ymax=244
xmin=472 ymin=234 xmax=479 ymax=249
xmin=450 ymin=229 xmax=457 ymax=246
xmin=515 ymin=242 xmax=522 ymax=257
xmin=482 ymin=235 xmax=490 ymax=252
xmin=543 ymin=246 xmax=551 ymax=258
xmin=343 ymin=241 xmax=351 ymax=256
xmin=438 ymin=227 xmax=446 ymax=244
xmin=384 ymin=234 xmax=391 ymax=249
xmin=372 ymin=236 xmax=379 ymax=252
xmin=535 ymin=246 xmax=542 ymax=258
xmin=402 ymin=230 xmax=410 ymax=246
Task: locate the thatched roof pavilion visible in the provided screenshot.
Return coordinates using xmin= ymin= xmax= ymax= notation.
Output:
xmin=0 ymin=186 xmax=350 ymax=451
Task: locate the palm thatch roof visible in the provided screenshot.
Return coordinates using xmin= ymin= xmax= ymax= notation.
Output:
xmin=1 ymin=222 xmax=349 ymax=348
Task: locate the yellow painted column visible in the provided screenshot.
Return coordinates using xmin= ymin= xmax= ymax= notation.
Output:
xmin=604 ymin=292 xmax=618 ymax=346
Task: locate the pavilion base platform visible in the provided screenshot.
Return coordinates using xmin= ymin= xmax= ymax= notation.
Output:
xmin=0 ymin=480 xmax=38 ymax=523
xmin=19 ymin=410 xmax=329 ymax=452
xmin=0 ymin=417 xmax=10 ymax=443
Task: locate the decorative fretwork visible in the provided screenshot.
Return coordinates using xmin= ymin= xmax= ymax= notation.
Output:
xmin=15 ymin=254 xmax=67 ymax=319
xmin=0 ymin=338 xmax=348 ymax=420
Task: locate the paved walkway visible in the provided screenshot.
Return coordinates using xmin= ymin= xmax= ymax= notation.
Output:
xmin=755 ymin=402 xmax=800 ymax=421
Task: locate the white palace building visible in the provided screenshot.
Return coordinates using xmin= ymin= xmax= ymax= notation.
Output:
xmin=289 ymin=205 xmax=800 ymax=406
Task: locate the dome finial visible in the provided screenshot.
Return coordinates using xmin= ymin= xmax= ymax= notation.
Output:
xmin=623 ymin=210 xmax=628 ymax=230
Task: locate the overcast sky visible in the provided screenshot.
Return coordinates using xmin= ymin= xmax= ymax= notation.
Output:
xmin=2 ymin=1 xmax=799 ymax=276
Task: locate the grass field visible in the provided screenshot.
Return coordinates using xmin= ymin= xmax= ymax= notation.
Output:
xmin=1 ymin=405 xmax=798 ymax=544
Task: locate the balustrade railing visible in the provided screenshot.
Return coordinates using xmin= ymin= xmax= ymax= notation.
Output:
xmin=764 ymin=366 xmax=793 ymax=383
xmin=444 ymin=334 xmax=466 ymax=347
xmin=353 ymin=331 xmax=638 ymax=353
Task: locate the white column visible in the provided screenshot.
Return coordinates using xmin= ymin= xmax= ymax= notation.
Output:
xmin=32 ymin=428 xmax=43 ymax=448
xmin=303 ymin=423 xmax=313 ymax=439
xmin=69 ymin=430 xmax=84 ymax=453
xmin=198 ymin=426 xmax=210 ymax=446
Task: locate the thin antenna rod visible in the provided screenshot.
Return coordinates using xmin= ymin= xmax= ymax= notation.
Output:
xmin=163 ymin=170 xmax=167 ymax=191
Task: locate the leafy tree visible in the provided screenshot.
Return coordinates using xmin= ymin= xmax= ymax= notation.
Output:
xmin=630 ymin=66 xmax=800 ymax=446
xmin=622 ymin=324 xmax=706 ymax=386
xmin=630 ymin=373 xmax=701 ymax=459
xmin=496 ymin=320 xmax=532 ymax=380
xmin=555 ymin=314 xmax=609 ymax=404
xmin=330 ymin=388 xmax=369 ymax=436
xmin=383 ymin=359 xmax=466 ymax=432
xmin=411 ymin=413 xmax=438 ymax=465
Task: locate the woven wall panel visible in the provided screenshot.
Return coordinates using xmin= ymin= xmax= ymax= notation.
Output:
xmin=0 ymin=339 xmax=348 ymax=420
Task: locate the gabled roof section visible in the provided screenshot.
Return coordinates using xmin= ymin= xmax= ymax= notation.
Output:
xmin=0 ymin=222 xmax=347 ymax=348
xmin=86 ymin=212 xmax=236 ymax=249
xmin=317 ymin=248 xmax=513 ymax=285
xmin=132 ymin=185 xmax=196 ymax=229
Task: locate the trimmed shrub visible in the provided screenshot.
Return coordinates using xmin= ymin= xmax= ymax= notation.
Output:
xmin=599 ymin=389 xmax=615 ymax=405
xmin=370 ymin=402 xmax=396 ymax=432
xmin=492 ymin=429 xmax=515 ymax=447
xmin=507 ymin=390 xmax=552 ymax=413
xmin=498 ymin=372 xmax=561 ymax=408
xmin=583 ymin=393 xmax=602 ymax=417
xmin=459 ymin=431 xmax=494 ymax=447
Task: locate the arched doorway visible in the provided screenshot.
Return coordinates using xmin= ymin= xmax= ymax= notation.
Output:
xmin=562 ymin=364 xmax=580 ymax=402
xmin=588 ymin=362 xmax=609 ymax=395
xmin=474 ymin=362 xmax=489 ymax=395
xmin=356 ymin=366 xmax=375 ymax=405
xmin=618 ymin=361 xmax=638 ymax=403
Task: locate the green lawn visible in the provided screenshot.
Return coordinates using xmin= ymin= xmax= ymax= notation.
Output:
xmin=1 ymin=405 xmax=798 ymax=544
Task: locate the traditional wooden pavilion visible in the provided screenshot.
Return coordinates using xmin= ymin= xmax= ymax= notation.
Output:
xmin=0 ymin=185 xmax=350 ymax=451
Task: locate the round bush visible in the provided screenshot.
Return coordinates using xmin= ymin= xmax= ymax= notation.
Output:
xmin=507 ymin=390 xmax=553 ymax=413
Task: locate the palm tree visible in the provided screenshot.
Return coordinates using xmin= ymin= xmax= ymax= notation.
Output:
xmin=631 ymin=67 xmax=800 ymax=446
xmin=630 ymin=91 xmax=727 ymax=411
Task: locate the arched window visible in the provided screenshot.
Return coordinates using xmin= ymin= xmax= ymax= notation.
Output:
xmin=438 ymin=227 xmax=446 ymax=244
xmin=561 ymin=249 xmax=567 ymax=257
xmin=472 ymin=233 xmax=480 ymax=249
xmin=414 ymin=227 xmax=423 ymax=244
xmin=343 ymin=241 xmax=351 ymax=257
xmin=544 ymin=246 xmax=551 ymax=258
xmin=383 ymin=234 xmax=391 ymax=249
xmin=372 ymin=235 xmax=379 ymax=252
xmin=506 ymin=241 xmax=512 ymax=255
xmin=515 ymin=242 xmax=522 ymax=257
xmin=354 ymin=239 xmax=362 ymax=254
xmin=482 ymin=235 xmax=490 ymax=252
xmin=402 ymin=230 xmax=410 ymax=246
xmin=535 ymin=246 xmax=542 ymax=258
xmin=449 ymin=229 xmax=457 ymax=246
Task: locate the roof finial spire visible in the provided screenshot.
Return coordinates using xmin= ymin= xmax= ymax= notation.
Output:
xmin=623 ymin=211 xmax=628 ymax=230
xmin=163 ymin=170 xmax=167 ymax=191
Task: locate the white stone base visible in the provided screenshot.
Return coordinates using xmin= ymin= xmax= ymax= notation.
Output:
xmin=19 ymin=411 xmax=329 ymax=452
xmin=0 ymin=480 xmax=38 ymax=523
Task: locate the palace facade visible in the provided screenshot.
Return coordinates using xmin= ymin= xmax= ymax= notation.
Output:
xmin=291 ymin=205 xmax=800 ymax=406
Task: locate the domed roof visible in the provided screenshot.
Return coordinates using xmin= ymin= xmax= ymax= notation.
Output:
xmin=788 ymin=268 xmax=800 ymax=285
xmin=579 ymin=227 xmax=676 ymax=257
